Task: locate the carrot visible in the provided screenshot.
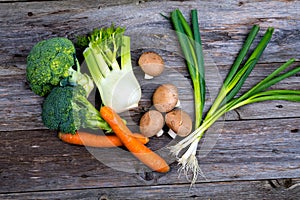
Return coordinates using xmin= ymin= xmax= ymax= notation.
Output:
xmin=100 ymin=106 xmax=170 ymax=173
xmin=58 ymin=131 xmax=149 ymax=147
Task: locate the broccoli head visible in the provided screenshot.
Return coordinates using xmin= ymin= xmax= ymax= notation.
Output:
xmin=42 ymin=85 xmax=111 ymax=134
xmin=27 ymin=37 xmax=93 ymax=96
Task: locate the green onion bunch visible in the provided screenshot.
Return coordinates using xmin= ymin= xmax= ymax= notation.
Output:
xmin=168 ymin=9 xmax=300 ymax=185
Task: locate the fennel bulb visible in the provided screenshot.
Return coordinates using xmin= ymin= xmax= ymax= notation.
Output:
xmin=83 ymin=25 xmax=141 ymax=113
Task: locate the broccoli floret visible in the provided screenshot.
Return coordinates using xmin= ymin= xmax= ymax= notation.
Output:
xmin=42 ymin=85 xmax=112 ymax=134
xmin=26 ymin=37 xmax=93 ymax=96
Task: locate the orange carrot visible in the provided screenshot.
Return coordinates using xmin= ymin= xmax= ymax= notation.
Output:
xmin=58 ymin=131 xmax=149 ymax=147
xmin=100 ymin=106 xmax=170 ymax=173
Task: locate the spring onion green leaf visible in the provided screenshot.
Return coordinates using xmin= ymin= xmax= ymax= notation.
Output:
xmin=192 ymin=10 xmax=206 ymax=123
xmin=167 ymin=13 xmax=300 ymax=185
xmin=170 ymin=9 xmax=205 ymax=129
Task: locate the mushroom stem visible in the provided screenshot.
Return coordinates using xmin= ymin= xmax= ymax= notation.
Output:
xmin=156 ymin=129 xmax=164 ymax=137
xmin=144 ymin=73 xmax=154 ymax=79
xmin=175 ymin=100 xmax=181 ymax=107
xmin=167 ymin=129 xmax=177 ymax=139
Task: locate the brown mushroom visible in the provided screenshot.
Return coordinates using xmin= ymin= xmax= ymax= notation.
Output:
xmin=139 ymin=110 xmax=165 ymax=137
xmin=165 ymin=109 xmax=192 ymax=138
xmin=138 ymin=52 xmax=165 ymax=79
xmin=152 ymin=84 xmax=180 ymax=113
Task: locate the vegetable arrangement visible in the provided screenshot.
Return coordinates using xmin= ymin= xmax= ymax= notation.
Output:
xmin=168 ymin=9 xmax=300 ymax=184
xmin=26 ymin=9 xmax=299 ymax=182
xmin=26 ymin=25 xmax=170 ymax=174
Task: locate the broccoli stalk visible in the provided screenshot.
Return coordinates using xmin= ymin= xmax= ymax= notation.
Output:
xmin=26 ymin=37 xmax=94 ymax=96
xmin=62 ymin=54 xmax=94 ymax=96
xmin=42 ymin=85 xmax=111 ymax=134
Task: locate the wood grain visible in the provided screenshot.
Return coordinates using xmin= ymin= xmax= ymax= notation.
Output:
xmin=0 ymin=0 xmax=299 ymax=198
xmin=0 ymin=0 xmax=299 ymax=66
xmin=0 ymin=118 xmax=299 ymax=193
xmin=1 ymin=179 xmax=300 ymax=199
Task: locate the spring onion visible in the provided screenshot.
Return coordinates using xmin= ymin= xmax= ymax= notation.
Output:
xmin=83 ymin=24 xmax=141 ymax=113
xmin=168 ymin=9 xmax=300 ymax=185
xmin=170 ymin=9 xmax=206 ymax=129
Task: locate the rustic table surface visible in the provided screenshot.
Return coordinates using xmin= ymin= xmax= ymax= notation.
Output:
xmin=0 ymin=0 xmax=299 ymax=199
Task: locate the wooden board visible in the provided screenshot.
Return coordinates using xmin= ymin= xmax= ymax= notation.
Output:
xmin=1 ymin=179 xmax=300 ymax=199
xmin=0 ymin=0 xmax=299 ymax=198
xmin=0 ymin=118 xmax=299 ymax=194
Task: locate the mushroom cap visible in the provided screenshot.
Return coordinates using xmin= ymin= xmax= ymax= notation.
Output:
xmin=152 ymin=84 xmax=179 ymax=113
xmin=139 ymin=110 xmax=165 ymax=137
xmin=165 ymin=109 xmax=192 ymax=137
xmin=138 ymin=52 xmax=164 ymax=76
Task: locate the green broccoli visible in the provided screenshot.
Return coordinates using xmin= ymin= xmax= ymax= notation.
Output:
xmin=26 ymin=37 xmax=93 ymax=96
xmin=42 ymin=85 xmax=112 ymax=134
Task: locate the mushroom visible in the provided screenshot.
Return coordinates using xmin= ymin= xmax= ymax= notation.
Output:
xmin=138 ymin=52 xmax=165 ymax=79
xmin=139 ymin=110 xmax=165 ymax=137
xmin=165 ymin=109 xmax=193 ymax=138
xmin=152 ymin=83 xmax=180 ymax=113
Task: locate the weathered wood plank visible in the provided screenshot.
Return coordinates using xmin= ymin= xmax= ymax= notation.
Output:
xmin=0 ymin=68 xmax=300 ymax=131
xmin=1 ymin=61 xmax=299 ymax=132
xmin=0 ymin=0 xmax=299 ymax=131
xmin=0 ymin=0 xmax=139 ymax=5
xmin=0 ymin=0 xmax=299 ymax=197
xmin=0 ymin=118 xmax=299 ymax=193
xmin=0 ymin=52 xmax=300 ymax=131
xmin=1 ymin=178 xmax=300 ymax=199
xmin=0 ymin=0 xmax=299 ymax=66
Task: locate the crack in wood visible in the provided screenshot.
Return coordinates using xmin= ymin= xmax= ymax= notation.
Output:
xmin=268 ymin=178 xmax=295 ymax=189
